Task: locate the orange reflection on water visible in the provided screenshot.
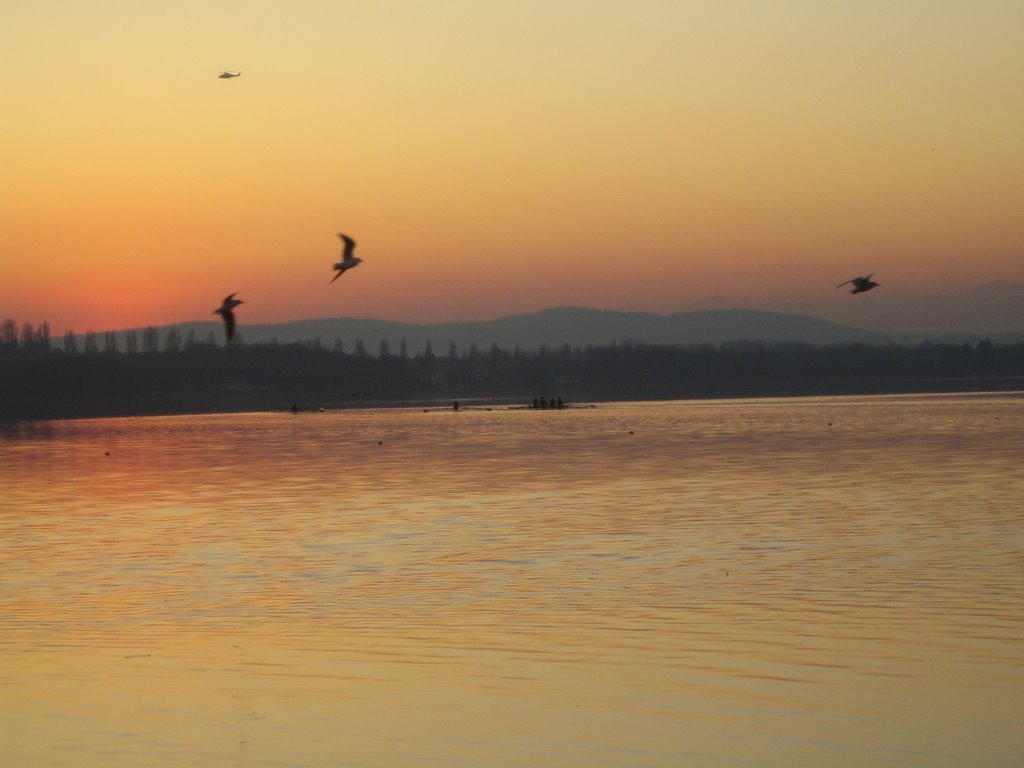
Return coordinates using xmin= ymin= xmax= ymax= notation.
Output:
xmin=2 ymin=394 xmax=1023 ymax=767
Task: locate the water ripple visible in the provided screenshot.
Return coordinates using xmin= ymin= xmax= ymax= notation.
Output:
xmin=2 ymin=393 xmax=1023 ymax=767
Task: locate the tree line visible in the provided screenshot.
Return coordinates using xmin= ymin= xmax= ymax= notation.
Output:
xmin=2 ymin=317 xmax=1023 ymax=420
xmin=1 ymin=319 xmax=223 ymax=355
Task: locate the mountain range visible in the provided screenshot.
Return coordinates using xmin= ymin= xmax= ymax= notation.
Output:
xmin=689 ymin=281 xmax=1024 ymax=341
xmin=86 ymin=281 xmax=1022 ymax=354
xmin=185 ymin=307 xmax=890 ymax=353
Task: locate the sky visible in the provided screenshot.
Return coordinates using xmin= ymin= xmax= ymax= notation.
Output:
xmin=3 ymin=0 xmax=1023 ymax=335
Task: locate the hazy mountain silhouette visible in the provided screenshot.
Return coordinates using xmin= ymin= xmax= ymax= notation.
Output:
xmin=139 ymin=307 xmax=888 ymax=354
xmin=67 ymin=282 xmax=1024 ymax=354
xmin=697 ymin=281 xmax=1024 ymax=341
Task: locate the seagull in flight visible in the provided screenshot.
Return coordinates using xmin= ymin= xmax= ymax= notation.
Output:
xmin=214 ymin=293 xmax=244 ymax=341
xmin=330 ymin=234 xmax=363 ymax=283
xmin=837 ymin=273 xmax=880 ymax=294
xmin=218 ymin=71 xmax=241 ymax=79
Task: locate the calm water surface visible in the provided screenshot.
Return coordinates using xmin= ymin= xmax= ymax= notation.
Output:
xmin=2 ymin=393 xmax=1023 ymax=767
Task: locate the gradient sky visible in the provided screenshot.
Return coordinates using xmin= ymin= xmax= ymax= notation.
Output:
xmin=3 ymin=1 xmax=1023 ymax=334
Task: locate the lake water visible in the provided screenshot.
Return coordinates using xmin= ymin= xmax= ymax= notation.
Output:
xmin=2 ymin=393 xmax=1022 ymax=767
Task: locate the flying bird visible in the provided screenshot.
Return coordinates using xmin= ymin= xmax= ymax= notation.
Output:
xmin=837 ymin=273 xmax=879 ymax=294
xmin=218 ymin=71 xmax=241 ymax=79
xmin=214 ymin=293 xmax=244 ymax=341
xmin=330 ymin=234 xmax=363 ymax=283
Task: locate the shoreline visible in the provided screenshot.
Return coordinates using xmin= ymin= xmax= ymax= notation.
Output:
xmin=4 ymin=375 xmax=1023 ymax=424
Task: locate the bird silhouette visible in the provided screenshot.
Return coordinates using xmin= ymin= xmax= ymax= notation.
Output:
xmin=218 ymin=71 xmax=241 ymax=79
xmin=330 ymin=234 xmax=363 ymax=283
xmin=837 ymin=273 xmax=879 ymax=294
xmin=214 ymin=293 xmax=244 ymax=341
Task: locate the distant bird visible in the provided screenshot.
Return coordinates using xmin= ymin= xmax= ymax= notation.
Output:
xmin=214 ymin=293 xmax=244 ymax=341
xmin=217 ymin=71 xmax=241 ymax=79
xmin=837 ymin=273 xmax=879 ymax=294
xmin=330 ymin=234 xmax=363 ymax=283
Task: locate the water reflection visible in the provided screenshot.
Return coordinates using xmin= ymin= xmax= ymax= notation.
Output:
xmin=2 ymin=393 xmax=1023 ymax=767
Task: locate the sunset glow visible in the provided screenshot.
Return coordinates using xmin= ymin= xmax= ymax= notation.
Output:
xmin=3 ymin=1 xmax=1023 ymax=334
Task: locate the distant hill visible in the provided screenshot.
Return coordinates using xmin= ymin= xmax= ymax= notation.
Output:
xmin=101 ymin=307 xmax=889 ymax=354
xmin=735 ymin=281 xmax=1024 ymax=340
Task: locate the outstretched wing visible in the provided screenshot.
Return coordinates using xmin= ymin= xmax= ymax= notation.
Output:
xmin=836 ymin=279 xmax=853 ymax=288
xmin=329 ymin=268 xmax=345 ymax=284
xmin=338 ymin=233 xmax=356 ymax=260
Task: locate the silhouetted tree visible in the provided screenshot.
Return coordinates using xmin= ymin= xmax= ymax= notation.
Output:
xmin=399 ymin=337 xmax=408 ymax=359
xmin=165 ymin=328 xmax=182 ymax=353
xmin=84 ymin=331 xmax=99 ymax=355
xmin=63 ymin=330 xmax=78 ymax=354
xmin=142 ymin=327 xmax=159 ymax=353
xmin=125 ymin=330 xmax=138 ymax=354
xmin=379 ymin=339 xmax=391 ymax=357
xmin=448 ymin=340 xmax=458 ymax=359
xmin=423 ymin=339 xmax=434 ymax=359
xmin=334 ymin=337 xmax=344 ymax=353
xmin=20 ymin=322 xmax=34 ymax=349
xmin=104 ymin=330 xmax=118 ymax=353
xmin=37 ymin=322 xmax=51 ymax=352
xmin=184 ymin=330 xmax=197 ymax=349
xmin=1 ymin=318 xmax=18 ymax=349
xmin=354 ymin=338 xmax=367 ymax=357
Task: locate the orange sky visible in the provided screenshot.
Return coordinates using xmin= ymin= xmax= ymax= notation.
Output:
xmin=3 ymin=1 xmax=1023 ymax=334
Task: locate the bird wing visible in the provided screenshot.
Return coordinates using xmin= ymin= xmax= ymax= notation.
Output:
xmin=223 ymin=292 xmax=238 ymax=304
xmin=338 ymin=234 xmax=356 ymax=260
xmin=836 ymin=279 xmax=853 ymax=288
xmin=329 ymin=267 xmax=345 ymax=284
